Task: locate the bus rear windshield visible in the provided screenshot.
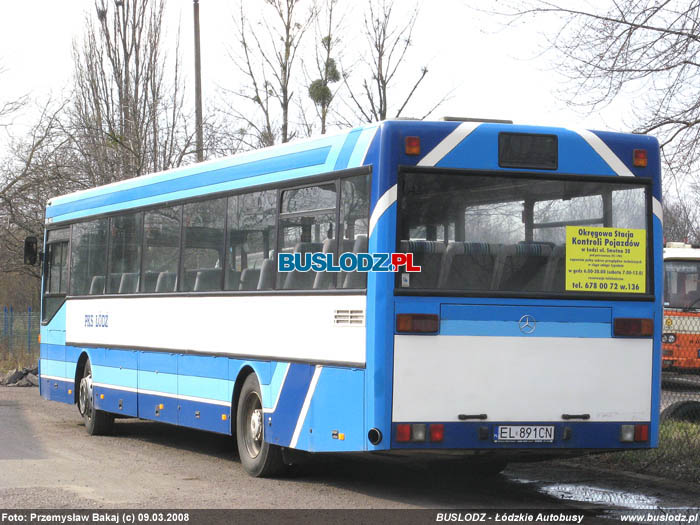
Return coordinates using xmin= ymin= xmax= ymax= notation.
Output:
xmin=665 ymin=260 xmax=700 ymax=309
xmin=397 ymin=170 xmax=650 ymax=296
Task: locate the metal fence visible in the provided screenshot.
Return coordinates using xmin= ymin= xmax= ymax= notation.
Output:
xmin=590 ymin=312 xmax=700 ymax=482
xmin=660 ymin=309 xmax=700 ymax=441
xmin=0 ymin=306 xmax=40 ymax=365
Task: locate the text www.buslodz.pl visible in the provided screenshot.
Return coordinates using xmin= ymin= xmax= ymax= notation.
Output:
xmin=277 ymin=252 xmax=422 ymax=273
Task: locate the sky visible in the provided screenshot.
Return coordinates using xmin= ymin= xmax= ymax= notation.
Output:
xmin=0 ymin=0 xmax=635 ymax=149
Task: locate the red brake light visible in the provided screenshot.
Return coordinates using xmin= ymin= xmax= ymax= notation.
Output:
xmin=430 ymin=424 xmax=444 ymax=442
xmin=396 ymin=314 xmax=439 ymax=334
xmin=613 ymin=318 xmax=653 ymax=337
xmin=405 ymin=136 xmax=420 ymax=155
xmin=634 ymin=424 xmax=649 ymax=442
xmin=396 ymin=424 xmax=411 ymax=442
xmin=633 ymin=149 xmax=648 ymax=167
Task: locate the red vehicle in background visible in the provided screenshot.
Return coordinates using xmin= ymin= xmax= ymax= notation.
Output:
xmin=663 ymin=242 xmax=700 ymax=371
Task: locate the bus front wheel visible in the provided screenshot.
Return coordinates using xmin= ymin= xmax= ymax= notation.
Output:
xmin=78 ymin=359 xmax=114 ymax=436
xmin=236 ymin=373 xmax=285 ymax=477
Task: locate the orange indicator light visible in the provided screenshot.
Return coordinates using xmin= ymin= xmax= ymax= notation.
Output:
xmin=405 ymin=136 xmax=420 ymax=155
xmin=633 ymin=149 xmax=647 ymax=167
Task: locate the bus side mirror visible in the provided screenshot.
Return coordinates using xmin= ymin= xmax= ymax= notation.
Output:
xmin=24 ymin=236 xmax=38 ymax=265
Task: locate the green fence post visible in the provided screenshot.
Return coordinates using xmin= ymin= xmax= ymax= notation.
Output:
xmin=27 ymin=307 xmax=31 ymax=354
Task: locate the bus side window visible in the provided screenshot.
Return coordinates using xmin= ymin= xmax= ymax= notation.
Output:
xmin=43 ymin=228 xmax=70 ymax=322
xmin=70 ymin=219 xmax=108 ymax=296
xmin=107 ymin=212 xmax=143 ymax=294
xmin=181 ymin=198 xmax=226 ymax=292
xmin=279 ymin=183 xmax=337 ymax=290
xmin=338 ymin=174 xmax=370 ymax=290
xmin=142 ymin=206 xmax=181 ymax=293
xmin=226 ymin=190 xmax=277 ymax=291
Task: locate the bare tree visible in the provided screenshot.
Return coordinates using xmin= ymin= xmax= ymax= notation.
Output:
xmin=664 ymin=199 xmax=699 ymax=244
xmin=68 ymin=0 xmax=195 ymax=187
xmin=342 ymin=0 xmax=447 ymax=124
xmin=305 ymin=0 xmax=344 ymax=135
xmin=225 ymin=0 xmax=315 ymax=148
xmin=0 ymin=67 xmax=27 ymax=130
xmin=500 ymin=1 xmax=700 ymax=199
xmin=0 ymin=71 xmax=54 ymax=310
xmin=0 ymin=100 xmax=73 ymax=281
xmin=0 ymin=0 xmax=198 ymax=288
xmin=201 ymin=110 xmax=248 ymax=158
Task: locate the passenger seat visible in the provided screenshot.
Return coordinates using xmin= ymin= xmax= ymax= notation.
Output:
xmin=343 ymin=235 xmax=368 ymax=289
xmin=89 ymin=275 xmax=105 ymax=295
xmin=118 ymin=272 xmax=140 ymax=294
xmin=282 ymin=242 xmax=323 ymax=290
xmin=193 ymin=269 xmax=222 ymax=292
xmin=399 ymin=240 xmax=446 ymax=288
xmin=438 ymin=242 xmax=498 ymax=291
xmin=155 ymin=271 xmax=177 ymax=293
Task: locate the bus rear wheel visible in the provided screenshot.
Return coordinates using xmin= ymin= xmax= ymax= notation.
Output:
xmin=236 ymin=374 xmax=285 ymax=477
xmin=78 ymin=359 xmax=114 ymax=436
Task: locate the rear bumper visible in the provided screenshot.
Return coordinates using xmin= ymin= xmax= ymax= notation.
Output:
xmin=390 ymin=421 xmax=653 ymax=450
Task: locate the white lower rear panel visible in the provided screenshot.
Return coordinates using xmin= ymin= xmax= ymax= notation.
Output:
xmin=393 ymin=335 xmax=652 ymax=422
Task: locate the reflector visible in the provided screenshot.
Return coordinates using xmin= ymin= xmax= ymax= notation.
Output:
xmin=429 ymin=424 xmax=444 ymax=442
xmin=396 ymin=424 xmax=411 ymax=442
xmin=634 ymin=424 xmax=649 ymax=442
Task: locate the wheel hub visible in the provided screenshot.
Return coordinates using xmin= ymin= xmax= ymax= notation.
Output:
xmin=79 ymin=374 xmax=93 ymax=417
xmin=243 ymin=391 xmax=264 ymax=459
xmin=250 ymin=408 xmax=262 ymax=441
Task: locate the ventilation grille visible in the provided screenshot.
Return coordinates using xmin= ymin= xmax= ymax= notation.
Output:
xmin=334 ymin=309 xmax=365 ymax=326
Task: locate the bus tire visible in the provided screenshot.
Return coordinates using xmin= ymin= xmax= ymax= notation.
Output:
xmin=661 ymin=400 xmax=700 ymax=422
xmin=78 ymin=359 xmax=114 ymax=436
xmin=236 ymin=373 xmax=285 ymax=477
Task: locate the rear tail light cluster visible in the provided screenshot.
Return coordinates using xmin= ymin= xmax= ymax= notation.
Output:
xmin=613 ymin=318 xmax=653 ymax=337
xmin=396 ymin=423 xmax=444 ymax=442
xmin=396 ymin=314 xmax=439 ymax=334
xmin=620 ymin=424 xmax=649 ymax=442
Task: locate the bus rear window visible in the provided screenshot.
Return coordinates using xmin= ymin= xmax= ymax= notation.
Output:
xmin=397 ymin=171 xmax=650 ymax=296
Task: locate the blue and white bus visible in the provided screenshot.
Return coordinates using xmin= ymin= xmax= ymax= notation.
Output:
xmin=33 ymin=118 xmax=662 ymax=477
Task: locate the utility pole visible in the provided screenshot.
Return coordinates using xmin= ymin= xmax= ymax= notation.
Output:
xmin=194 ymin=0 xmax=204 ymax=162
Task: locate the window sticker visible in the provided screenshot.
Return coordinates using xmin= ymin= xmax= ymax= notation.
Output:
xmin=565 ymin=226 xmax=646 ymax=293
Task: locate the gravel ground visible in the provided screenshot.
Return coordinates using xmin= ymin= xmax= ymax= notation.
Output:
xmin=1 ymin=386 xmax=699 ymax=511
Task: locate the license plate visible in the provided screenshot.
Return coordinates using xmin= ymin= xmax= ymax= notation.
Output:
xmin=495 ymin=425 xmax=555 ymax=443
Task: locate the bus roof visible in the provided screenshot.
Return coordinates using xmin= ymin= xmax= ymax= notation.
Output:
xmin=44 ymin=119 xmax=661 ymax=226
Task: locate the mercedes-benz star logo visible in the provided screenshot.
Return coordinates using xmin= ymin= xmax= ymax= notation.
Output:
xmin=519 ymin=314 xmax=536 ymax=334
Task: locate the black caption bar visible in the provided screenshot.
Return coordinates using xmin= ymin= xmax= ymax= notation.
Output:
xmin=1 ymin=509 xmax=699 ymax=525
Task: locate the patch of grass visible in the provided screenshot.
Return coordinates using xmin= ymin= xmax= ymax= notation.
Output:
xmin=0 ymin=350 xmax=39 ymax=375
xmin=576 ymin=421 xmax=700 ymax=483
